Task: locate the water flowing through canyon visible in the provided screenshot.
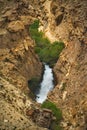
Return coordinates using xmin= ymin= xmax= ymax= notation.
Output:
xmin=36 ymin=64 xmax=54 ymax=103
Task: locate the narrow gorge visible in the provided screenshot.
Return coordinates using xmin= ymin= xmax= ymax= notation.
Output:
xmin=0 ymin=0 xmax=87 ymax=130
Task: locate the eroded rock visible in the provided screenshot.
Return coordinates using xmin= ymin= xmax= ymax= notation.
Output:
xmin=27 ymin=107 xmax=55 ymax=129
xmin=7 ymin=20 xmax=25 ymax=32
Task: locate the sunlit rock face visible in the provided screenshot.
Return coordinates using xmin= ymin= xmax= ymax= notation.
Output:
xmin=48 ymin=0 xmax=87 ymax=130
xmin=0 ymin=0 xmax=43 ymax=92
xmin=0 ymin=0 xmax=87 ymax=130
xmin=48 ymin=40 xmax=87 ymax=130
xmin=0 ymin=0 xmax=44 ymax=130
xmin=49 ymin=0 xmax=87 ymax=45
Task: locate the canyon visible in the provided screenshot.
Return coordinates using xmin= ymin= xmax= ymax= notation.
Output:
xmin=0 ymin=0 xmax=87 ymax=130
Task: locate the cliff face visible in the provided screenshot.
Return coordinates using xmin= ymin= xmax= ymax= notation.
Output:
xmin=48 ymin=0 xmax=87 ymax=130
xmin=0 ymin=0 xmax=46 ymax=129
xmin=0 ymin=77 xmax=48 ymax=130
xmin=0 ymin=0 xmax=87 ymax=130
xmin=50 ymin=0 xmax=87 ymax=44
xmin=0 ymin=0 xmax=43 ymax=91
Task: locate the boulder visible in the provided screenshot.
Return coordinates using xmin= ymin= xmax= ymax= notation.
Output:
xmin=7 ymin=20 xmax=25 ymax=32
xmin=27 ymin=108 xmax=55 ymax=129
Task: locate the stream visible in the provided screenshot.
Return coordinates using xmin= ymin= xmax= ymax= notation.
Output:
xmin=36 ymin=64 xmax=54 ymax=103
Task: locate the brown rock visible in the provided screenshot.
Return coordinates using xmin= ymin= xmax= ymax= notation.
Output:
xmin=26 ymin=109 xmax=34 ymax=116
xmin=7 ymin=20 xmax=25 ymax=32
xmin=0 ymin=0 xmax=3 ymax=4
xmin=20 ymin=15 xmax=34 ymax=26
xmin=2 ymin=10 xmax=12 ymax=18
xmin=0 ymin=17 xmax=5 ymax=27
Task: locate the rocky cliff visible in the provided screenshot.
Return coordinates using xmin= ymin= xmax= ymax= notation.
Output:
xmin=0 ymin=0 xmax=43 ymax=92
xmin=48 ymin=0 xmax=87 ymax=130
xmin=0 ymin=0 xmax=46 ymax=129
xmin=0 ymin=0 xmax=87 ymax=130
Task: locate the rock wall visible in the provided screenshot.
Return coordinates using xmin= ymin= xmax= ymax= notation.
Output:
xmin=48 ymin=0 xmax=87 ymax=130
xmin=0 ymin=0 xmax=43 ymax=92
xmin=0 ymin=0 xmax=87 ymax=129
xmin=0 ymin=76 xmax=48 ymax=130
xmin=49 ymin=41 xmax=87 ymax=130
xmin=0 ymin=0 xmax=46 ymax=129
xmin=50 ymin=0 xmax=87 ymax=45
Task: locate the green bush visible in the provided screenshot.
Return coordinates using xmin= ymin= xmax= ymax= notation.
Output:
xmin=41 ymin=100 xmax=63 ymax=130
xmin=30 ymin=27 xmax=50 ymax=48
xmin=30 ymin=19 xmax=39 ymax=29
xmin=41 ymin=100 xmax=62 ymax=122
xmin=38 ymin=41 xmax=65 ymax=66
xmin=29 ymin=20 xmax=65 ymax=67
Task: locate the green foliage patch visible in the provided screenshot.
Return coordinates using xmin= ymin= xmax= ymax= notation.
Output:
xmin=41 ymin=100 xmax=63 ymax=130
xmin=41 ymin=100 xmax=62 ymax=122
xmin=29 ymin=20 xmax=65 ymax=67
xmin=37 ymin=41 xmax=65 ymax=66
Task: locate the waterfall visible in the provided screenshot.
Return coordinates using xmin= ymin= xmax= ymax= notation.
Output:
xmin=36 ymin=64 xmax=54 ymax=103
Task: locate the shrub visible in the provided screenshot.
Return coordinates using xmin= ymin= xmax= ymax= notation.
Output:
xmin=30 ymin=21 xmax=50 ymax=47
xmin=29 ymin=19 xmax=39 ymax=30
xmin=36 ymin=41 xmax=65 ymax=67
xmin=29 ymin=20 xmax=65 ymax=67
xmin=41 ymin=100 xmax=62 ymax=122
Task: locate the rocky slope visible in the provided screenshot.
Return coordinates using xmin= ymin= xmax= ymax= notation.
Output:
xmin=48 ymin=0 xmax=87 ymax=130
xmin=0 ymin=0 xmax=43 ymax=92
xmin=50 ymin=0 xmax=87 ymax=44
xmin=0 ymin=0 xmax=87 ymax=130
xmin=0 ymin=76 xmax=48 ymax=130
xmin=0 ymin=0 xmax=47 ymax=129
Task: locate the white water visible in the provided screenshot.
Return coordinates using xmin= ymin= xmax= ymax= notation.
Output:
xmin=36 ymin=64 xmax=54 ymax=103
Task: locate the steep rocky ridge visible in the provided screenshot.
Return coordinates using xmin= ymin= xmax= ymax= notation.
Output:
xmin=0 ymin=76 xmax=48 ymax=130
xmin=0 ymin=0 xmax=43 ymax=92
xmin=49 ymin=0 xmax=87 ymax=44
xmin=0 ymin=0 xmax=87 ymax=129
xmin=0 ymin=0 xmax=47 ymax=129
xmin=48 ymin=0 xmax=87 ymax=130
xmin=49 ymin=41 xmax=87 ymax=130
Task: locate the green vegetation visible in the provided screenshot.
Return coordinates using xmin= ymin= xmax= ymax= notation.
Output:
xmin=41 ymin=100 xmax=63 ymax=130
xmin=29 ymin=20 xmax=65 ymax=67
xmin=36 ymin=41 xmax=65 ymax=66
xmin=41 ymin=100 xmax=62 ymax=121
